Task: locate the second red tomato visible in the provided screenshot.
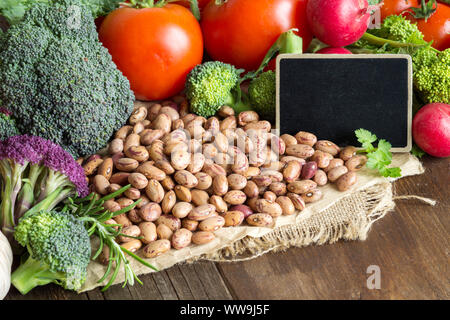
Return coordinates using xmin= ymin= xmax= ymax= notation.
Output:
xmin=201 ymin=0 xmax=313 ymax=71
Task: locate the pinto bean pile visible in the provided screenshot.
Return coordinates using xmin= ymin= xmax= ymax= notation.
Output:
xmin=80 ymin=97 xmax=368 ymax=260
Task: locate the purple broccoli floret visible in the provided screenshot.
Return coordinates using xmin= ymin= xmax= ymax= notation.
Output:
xmin=0 ymin=135 xmax=88 ymax=240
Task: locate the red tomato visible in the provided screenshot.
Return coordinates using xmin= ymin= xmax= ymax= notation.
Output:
xmin=380 ymin=0 xmax=419 ymax=20
xmin=409 ymin=2 xmax=450 ymax=51
xmin=99 ymin=5 xmax=204 ymax=101
xmin=175 ymin=0 xmax=211 ymax=10
xmin=201 ymin=0 xmax=313 ymax=71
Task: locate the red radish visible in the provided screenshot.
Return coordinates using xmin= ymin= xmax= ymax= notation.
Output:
xmin=316 ymin=47 xmax=352 ymax=54
xmin=412 ymin=103 xmax=450 ymax=158
xmin=306 ymin=0 xmax=372 ymax=47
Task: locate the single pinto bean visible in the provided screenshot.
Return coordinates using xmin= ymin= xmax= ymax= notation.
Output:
xmin=83 ymin=158 xmax=103 ymax=176
xmin=116 ymin=158 xmax=139 ymax=172
xmin=97 ymin=158 xmax=113 ymax=180
xmin=324 ymin=158 xmax=345 ymax=173
xmin=191 ymin=189 xmax=210 ymax=206
xmin=340 ymin=146 xmax=358 ymax=161
xmin=310 ymin=150 xmax=333 ymax=169
xmin=285 ymin=144 xmax=315 ymax=159
xmin=213 ymin=175 xmax=229 ymax=196
xmin=157 ymin=215 xmax=182 ymax=231
xmin=327 ymin=166 xmax=348 ymax=182
xmin=269 ymin=182 xmax=287 ymax=196
xmin=223 ymin=190 xmax=247 ymax=205
xmin=287 ymin=193 xmax=306 ymax=211
xmin=280 ymin=134 xmax=298 ymax=147
xmin=345 ymin=155 xmax=368 ymax=172
xmin=118 ymin=225 xmax=141 ymax=243
xmin=128 ymin=173 xmax=149 ymax=189
xmin=295 ymin=131 xmax=317 ymax=147
xmin=301 ymin=188 xmax=323 ymax=203
xmin=246 ymin=214 xmax=273 ymax=227
xmin=223 ymin=211 xmax=245 ymax=227
xmin=109 ymin=139 xmax=124 ymax=154
xmin=124 ymin=187 xmax=141 ymax=200
xmin=336 ymin=172 xmax=358 ymax=191
xmin=139 ymin=203 xmax=162 ymax=222
xmin=172 ymin=202 xmax=193 ymax=219
xmin=171 ymin=228 xmax=192 ymax=250
xmin=256 ymin=199 xmax=283 ymax=217
xmin=315 ymin=140 xmax=340 ymax=156
xmin=288 ymin=180 xmax=317 ymax=194
xmin=283 ymin=161 xmax=302 ymax=183
xmin=300 ymin=161 xmax=318 ymax=180
xmin=174 ymin=185 xmax=192 ymax=202
xmin=161 ymin=190 xmax=177 ymax=214
xmin=93 ymin=175 xmax=110 ymax=195
xmin=192 ymin=231 xmax=215 ymax=245
xmin=276 ymin=196 xmax=296 ymax=215
xmin=156 ymin=224 xmax=173 ymax=240
xmin=125 ymin=146 xmax=149 ymax=162
xmin=139 ymin=222 xmax=157 ymax=244
xmin=182 ymin=219 xmax=199 ymax=232
xmin=313 ymin=169 xmax=328 ymax=186
xmin=238 ymin=111 xmax=259 ymax=126
xmin=143 ymin=239 xmax=171 ymax=258
xmin=263 ymin=191 xmax=277 ymax=203
xmin=198 ymin=216 xmax=225 ymax=232
xmin=209 ymin=195 xmax=228 ymax=213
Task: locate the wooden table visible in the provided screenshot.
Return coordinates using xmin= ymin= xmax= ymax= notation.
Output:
xmin=5 ymin=156 xmax=448 ymax=300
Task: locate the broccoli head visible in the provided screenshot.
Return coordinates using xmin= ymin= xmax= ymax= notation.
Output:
xmin=186 ymin=61 xmax=243 ymax=117
xmin=351 ymin=15 xmax=449 ymax=104
xmin=0 ymin=0 xmax=135 ymax=158
xmin=0 ymin=108 xmax=19 ymax=140
xmin=413 ymin=48 xmax=450 ymax=104
xmin=11 ymin=210 xmax=91 ymax=294
xmin=371 ymin=15 xmax=424 ymax=44
xmin=0 ymin=0 xmax=122 ymax=25
xmin=248 ymin=71 xmax=276 ymax=123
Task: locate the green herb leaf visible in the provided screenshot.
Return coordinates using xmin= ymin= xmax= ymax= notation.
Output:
xmin=411 ymin=144 xmax=426 ymax=158
xmin=355 ymin=128 xmax=377 ymax=152
xmin=355 ymin=129 xmax=402 ymax=178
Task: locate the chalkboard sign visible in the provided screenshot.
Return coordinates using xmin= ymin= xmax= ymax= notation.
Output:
xmin=276 ymin=54 xmax=412 ymax=152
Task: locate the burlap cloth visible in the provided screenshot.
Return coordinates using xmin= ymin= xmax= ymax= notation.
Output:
xmin=80 ymin=153 xmax=425 ymax=292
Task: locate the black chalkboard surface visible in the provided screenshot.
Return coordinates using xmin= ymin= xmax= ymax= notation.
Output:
xmin=276 ymin=54 xmax=412 ymax=152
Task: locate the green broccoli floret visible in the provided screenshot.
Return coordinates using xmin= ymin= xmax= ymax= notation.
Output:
xmin=350 ymin=15 xmax=449 ymax=104
xmin=0 ymin=109 xmax=20 ymax=140
xmin=0 ymin=0 xmax=134 ymax=158
xmin=371 ymin=15 xmax=424 ymax=44
xmin=248 ymin=71 xmax=276 ymax=123
xmin=185 ymin=61 xmax=244 ymax=117
xmin=186 ymin=30 xmax=303 ymax=119
xmin=11 ymin=210 xmax=91 ymax=294
xmin=413 ymin=49 xmax=450 ymax=104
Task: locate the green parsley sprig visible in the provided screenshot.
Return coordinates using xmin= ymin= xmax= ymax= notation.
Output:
xmin=355 ymin=129 xmax=402 ymax=178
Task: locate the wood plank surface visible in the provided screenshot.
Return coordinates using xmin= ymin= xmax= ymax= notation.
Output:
xmin=5 ymin=157 xmax=449 ymax=300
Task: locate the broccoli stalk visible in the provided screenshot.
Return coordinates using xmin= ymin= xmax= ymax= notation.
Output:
xmin=0 ymin=135 xmax=88 ymax=242
xmin=186 ymin=29 xmax=302 ymax=117
xmin=10 ymin=255 xmax=67 ymax=294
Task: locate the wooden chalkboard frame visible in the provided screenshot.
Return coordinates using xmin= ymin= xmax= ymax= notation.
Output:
xmin=275 ymin=54 xmax=413 ymax=152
